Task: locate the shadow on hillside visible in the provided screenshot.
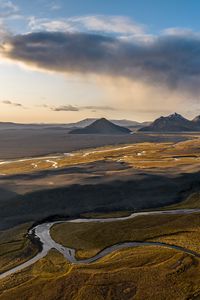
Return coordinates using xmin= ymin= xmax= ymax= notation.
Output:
xmin=1 ymin=170 xmax=200 ymax=230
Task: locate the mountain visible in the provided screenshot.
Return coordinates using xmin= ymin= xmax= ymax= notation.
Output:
xmin=111 ymin=119 xmax=141 ymax=127
xmin=68 ymin=118 xmax=141 ymax=128
xmin=69 ymin=118 xmax=131 ymax=134
xmin=68 ymin=118 xmax=97 ymax=128
xmin=0 ymin=122 xmax=73 ymax=130
xmin=0 ymin=119 xmax=146 ymax=130
xmin=192 ymin=115 xmax=200 ymax=125
xmin=139 ymin=113 xmax=200 ymax=132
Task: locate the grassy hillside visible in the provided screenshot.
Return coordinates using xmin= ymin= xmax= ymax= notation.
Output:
xmin=51 ymin=213 xmax=200 ymax=259
xmin=163 ymin=192 xmax=200 ymax=209
xmin=0 ymin=223 xmax=38 ymax=273
xmin=1 ymin=192 xmax=199 ymax=275
xmin=3 ymin=169 xmax=200 ymax=230
xmin=1 ymin=195 xmax=200 ymax=299
xmin=1 ymin=247 xmax=200 ymax=300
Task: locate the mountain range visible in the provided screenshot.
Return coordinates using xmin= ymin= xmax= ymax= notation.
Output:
xmin=140 ymin=113 xmax=200 ymax=132
xmin=0 ymin=119 xmax=148 ymax=130
xmin=1 ymin=113 xmax=200 ymax=133
xmin=71 ymin=114 xmax=200 ymax=134
xmin=67 ymin=118 xmax=150 ymax=128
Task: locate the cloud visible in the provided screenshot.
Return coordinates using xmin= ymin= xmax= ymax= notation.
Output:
xmin=2 ymin=100 xmax=25 ymax=107
xmin=0 ymin=1 xmax=21 ymax=45
xmin=1 ymin=13 xmax=200 ymax=121
xmin=82 ymin=105 xmax=115 ymax=111
xmin=0 ymin=0 xmax=19 ymax=18
xmin=52 ymin=105 xmax=79 ymax=112
xmin=68 ymin=15 xmax=145 ymax=35
xmin=27 ymin=15 xmax=145 ymax=37
xmin=0 ymin=21 xmax=10 ymax=42
xmin=162 ymin=27 xmax=197 ymax=37
xmin=3 ymin=30 xmax=200 ymax=96
xmin=49 ymin=3 xmax=61 ymax=11
xmin=50 ymin=104 xmax=115 ymax=112
xmin=28 ymin=17 xmax=73 ymax=32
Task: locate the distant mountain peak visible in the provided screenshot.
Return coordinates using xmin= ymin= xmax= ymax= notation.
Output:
xmin=167 ymin=112 xmax=187 ymax=120
xmin=95 ymin=117 xmax=108 ymax=122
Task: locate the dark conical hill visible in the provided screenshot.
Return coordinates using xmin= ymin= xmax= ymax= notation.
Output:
xmin=69 ymin=118 xmax=131 ymax=134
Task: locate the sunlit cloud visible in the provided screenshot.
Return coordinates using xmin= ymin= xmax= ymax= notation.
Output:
xmin=0 ymin=21 xmax=10 ymax=42
xmin=52 ymin=105 xmax=79 ymax=112
xmin=28 ymin=17 xmax=73 ymax=32
xmin=27 ymin=15 xmax=145 ymax=37
xmin=69 ymin=15 xmax=145 ymax=35
xmin=48 ymin=104 xmax=115 ymax=112
xmin=82 ymin=105 xmax=115 ymax=111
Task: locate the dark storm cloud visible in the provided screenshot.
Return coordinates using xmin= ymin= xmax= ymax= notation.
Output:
xmin=3 ymin=31 xmax=200 ymax=91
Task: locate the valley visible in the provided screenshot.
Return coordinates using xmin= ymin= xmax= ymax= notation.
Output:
xmin=1 ymin=130 xmax=200 ymax=299
xmin=1 ymin=200 xmax=200 ymax=299
xmin=2 ymin=1 xmax=200 ymax=297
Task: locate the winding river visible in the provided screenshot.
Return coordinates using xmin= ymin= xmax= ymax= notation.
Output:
xmin=1 ymin=209 xmax=200 ymax=280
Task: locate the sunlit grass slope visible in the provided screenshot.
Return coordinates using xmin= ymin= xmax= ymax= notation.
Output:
xmin=1 ymin=247 xmax=200 ymax=300
xmin=51 ymin=213 xmax=200 ymax=259
xmin=0 ymin=223 xmax=38 ymax=273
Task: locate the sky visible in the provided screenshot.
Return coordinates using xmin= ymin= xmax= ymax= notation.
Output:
xmin=0 ymin=0 xmax=200 ymax=123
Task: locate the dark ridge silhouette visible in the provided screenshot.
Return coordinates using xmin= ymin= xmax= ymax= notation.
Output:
xmin=139 ymin=113 xmax=200 ymax=132
xmin=69 ymin=118 xmax=131 ymax=135
xmin=192 ymin=115 xmax=200 ymax=125
xmin=70 ymin=118 xmax=142 ymax=128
